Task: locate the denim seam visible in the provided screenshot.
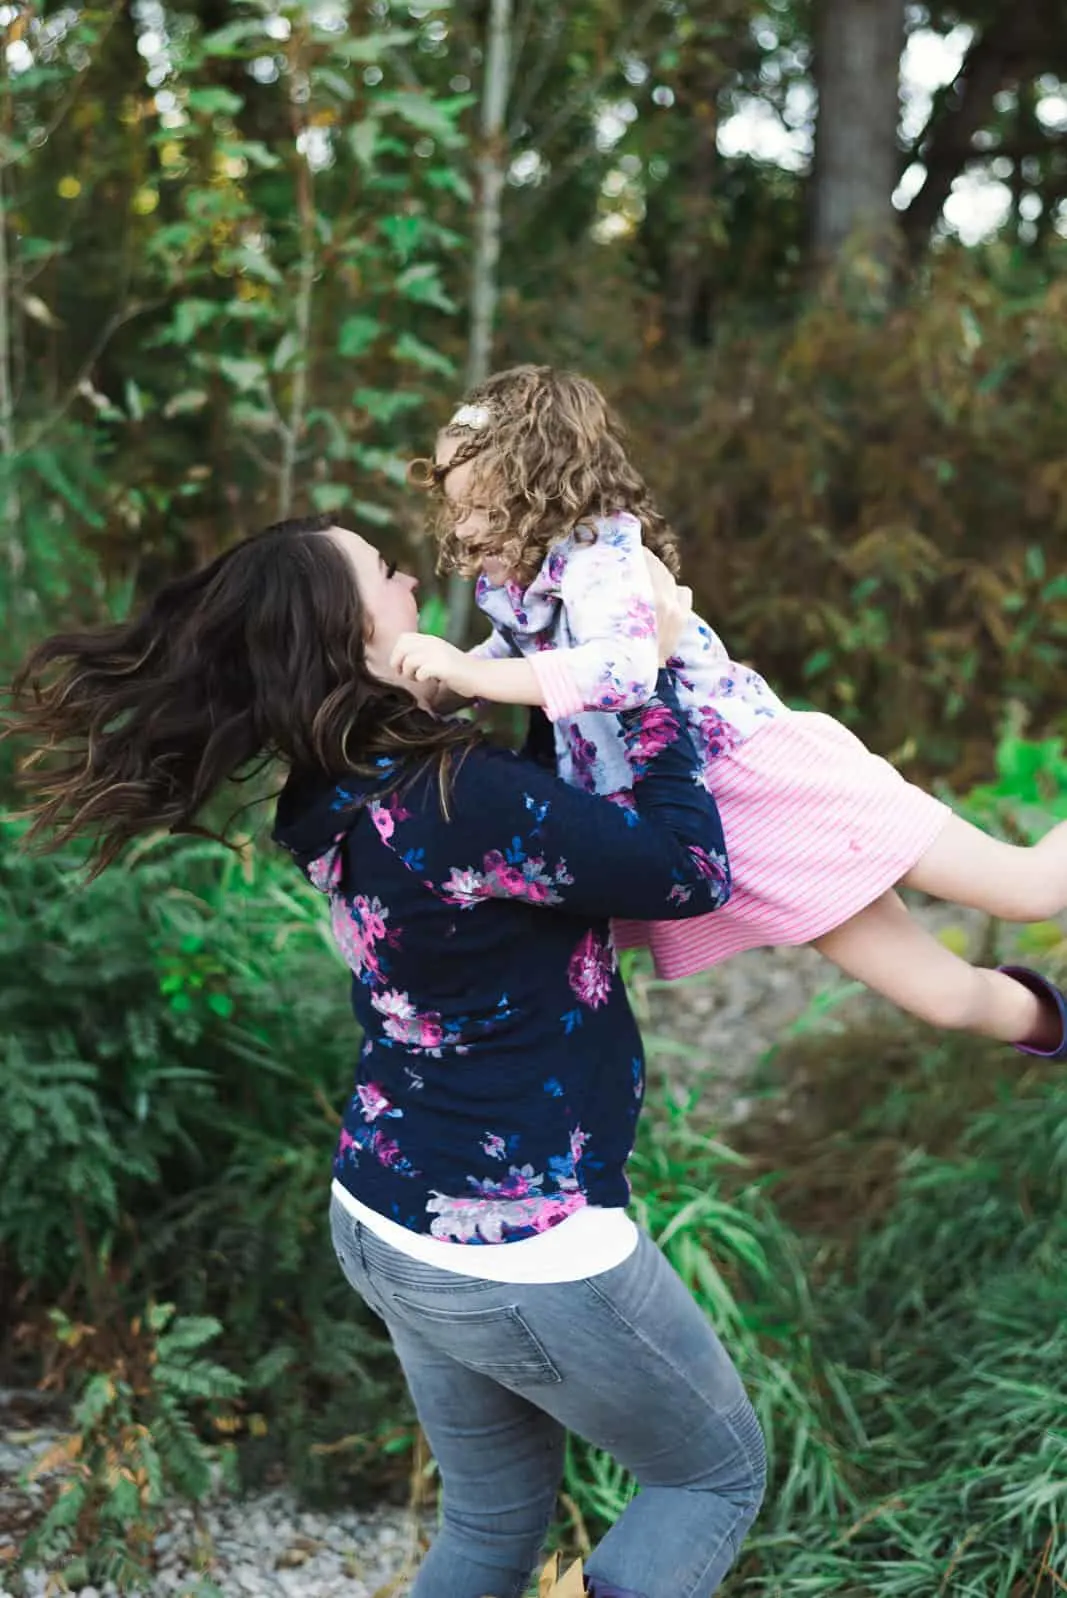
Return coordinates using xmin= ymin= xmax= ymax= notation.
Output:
xmin=583 ymin=1277 xmax=762 ymax=1593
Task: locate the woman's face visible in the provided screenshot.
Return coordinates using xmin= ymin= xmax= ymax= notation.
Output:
xmin=324 ymin=526 xmax=423 ymax=692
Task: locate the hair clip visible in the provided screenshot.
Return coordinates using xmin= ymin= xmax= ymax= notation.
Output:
xmin=449 ymin=403 xmax=491 ymax=430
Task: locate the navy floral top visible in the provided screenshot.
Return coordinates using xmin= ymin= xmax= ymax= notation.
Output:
xmin=273 ymin=672 xmax=729 ymax=1247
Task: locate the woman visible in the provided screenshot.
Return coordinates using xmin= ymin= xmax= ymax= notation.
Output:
xmin=7 ymin=515 xmax=765 ymax=1598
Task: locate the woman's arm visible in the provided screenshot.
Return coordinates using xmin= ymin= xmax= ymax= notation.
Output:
xmin=372 ymin=670 xmax=729 ymax=922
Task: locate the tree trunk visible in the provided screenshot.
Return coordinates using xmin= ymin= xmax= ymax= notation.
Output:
xmin=810 ymin=0 xmax=906 ymax=262
xmin=445 ymin=0 xmax=513 ymax=644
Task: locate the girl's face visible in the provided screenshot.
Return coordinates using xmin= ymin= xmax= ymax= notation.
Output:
xmin=324 ymin=527 xmax=425 ymax=693
xmin=435 ymin=434 xmax=510 ymax=585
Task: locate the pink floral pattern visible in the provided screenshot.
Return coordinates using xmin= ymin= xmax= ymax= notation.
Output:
xmin=568 ymin=930 xmax=616 ymax=1010
xmin=439 ymin=850 xmax=574 ymax=909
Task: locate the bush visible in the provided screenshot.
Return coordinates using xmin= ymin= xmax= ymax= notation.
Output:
xmin=0 ymin=819 xmax=407 ymax=1518
xmin=662 ymin=258 xmax=1067 ymax=783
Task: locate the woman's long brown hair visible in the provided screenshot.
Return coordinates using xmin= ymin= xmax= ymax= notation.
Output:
xmin=3 ymin=515 xmax=475 ymax=875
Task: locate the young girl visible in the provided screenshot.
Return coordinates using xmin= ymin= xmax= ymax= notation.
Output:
xmin=393 ymin=363 xmax=1067 ymax=1060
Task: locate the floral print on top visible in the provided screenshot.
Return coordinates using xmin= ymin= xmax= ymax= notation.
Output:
xmin=473 ymin=511 xmax=787 ymax=795
xmin=273 ymin=673 xmax=730 ymax=1247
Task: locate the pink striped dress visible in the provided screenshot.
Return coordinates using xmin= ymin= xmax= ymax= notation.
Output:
xmin=473 ymin=512 xmax=949 ymax=980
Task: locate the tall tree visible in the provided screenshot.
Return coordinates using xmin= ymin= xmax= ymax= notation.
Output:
xmin=810 ymin=0 xmax=906 ymax=261
xmin=446 ymin=0 xmax=514 ymax=642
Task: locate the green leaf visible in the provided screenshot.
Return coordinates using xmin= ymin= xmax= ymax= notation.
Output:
xmin=375 ymin=90 xmax=466 ymax=145
xmin=214 ymin=356 xmax=267 ymax=393
xmin=227 ymin=243 xmax=283 ymax=285
xmin=378 ymin=213 xmax=430 ymax=262
xmin=310 ymin=482 xmax=351 ymax=514
xmin=124 ymin=379 xmax=146 ymax=423
xmin=222 ymin=138 xmax=281 ymax=171
xmin=201 ymin=19 xmax=268 ymax=57
xmin=353 ymin=387 xmax=424 ymax=424
xmin=392 ymin=330 xmax=455 ymax=377
xmin=354 ymin=500 xmax=394 ymax=527
xmin=19 ymin=236 xmax=68 ymax=263
xmin=395 ymin=262 xmax=455 ymax=313
xmin=349 ymin=118 xmax=379 ymax=169
xmin=272 ymin=331 xmax=301 ymax=373
xmin=425 ymin=166 xmax=474 ymax=203
xmin=186 ymin=86 xmax=244 ymax=117
xmin=167 ymin=299 xmax=219 ymax=346
xmin=330 ymin=29 xmax=416 ymax=63
xmin=352 ymin=445 xmax=409 ymax=485
xmin=314 ymin=66 xmax=356 ymax=103
xmin=25 ymin=450 xmax=105 ymax=527
xmin=163 ymin=389 xmax=210 ymax=419
xmin=338 ymin=314 xmax=382 ymax=357
xmin=418 ymin=593 xmax=449 ymax=637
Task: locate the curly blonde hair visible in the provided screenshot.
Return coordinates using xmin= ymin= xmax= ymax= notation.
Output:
xmin=415 ymin=365 xmax=680 ymax=585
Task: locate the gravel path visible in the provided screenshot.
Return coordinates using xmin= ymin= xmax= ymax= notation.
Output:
xmin=1 ymin=904 xmax=1044 ymax=1596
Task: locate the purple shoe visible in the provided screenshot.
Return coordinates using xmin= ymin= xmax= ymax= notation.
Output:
xmin=999 ymin=965 xmax=1067 ymax=1059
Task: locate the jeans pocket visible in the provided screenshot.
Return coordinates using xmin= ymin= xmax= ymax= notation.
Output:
xmin=390 ymin=1295 xmax=563 ymax=1386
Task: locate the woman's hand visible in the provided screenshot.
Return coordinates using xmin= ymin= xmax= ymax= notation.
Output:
xmin=643 ymin=550 xmax=692 ymax=664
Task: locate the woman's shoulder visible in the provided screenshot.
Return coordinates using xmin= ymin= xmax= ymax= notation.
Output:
xmin=401 ymin=741 xmax=541 ymax=815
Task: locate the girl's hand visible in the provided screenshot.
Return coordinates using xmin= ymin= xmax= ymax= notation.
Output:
xmin=391 ymin=633 xmax=477 ymax=699
xmin=643 ymin=550 xmax=692 ymax=664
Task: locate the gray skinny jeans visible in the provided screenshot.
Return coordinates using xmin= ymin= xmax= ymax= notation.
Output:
xmin=330 ymin=1196 xmax=766 ymax=1598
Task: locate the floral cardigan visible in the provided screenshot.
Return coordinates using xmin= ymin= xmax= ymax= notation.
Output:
xmin=273 ymin=673 xmax=730 ymax=1247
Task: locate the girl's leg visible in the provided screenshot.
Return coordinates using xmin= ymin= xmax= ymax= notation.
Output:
xmin=901 ymin=813 xmax=1067 ymax=922
xmin=814 ymin=890 xmax=1061 ymax=1048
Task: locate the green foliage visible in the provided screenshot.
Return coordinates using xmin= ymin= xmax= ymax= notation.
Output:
xmin=0 ymin=0 xmax=464 ymax=663
xmin=965 ymin=716 xmax=1067 ymax=839
xmin=716 ymin=1030 xmax=1067 ymax=1597
xmin=0 ymin=817 xmax=403 ymax=1509
xmin=20 ymin=1303 xmax=241 ymax=1588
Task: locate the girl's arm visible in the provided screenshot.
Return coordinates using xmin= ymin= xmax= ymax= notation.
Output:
xmin=527 ymin=513 xmax=660 ymax=720
xmin=372 ymin=670 xmax=729 ymax=922
xmin=421 ymin=625 xmax=525 ymax=714
xmin=392 ymin=525 xmax=673 ymax=716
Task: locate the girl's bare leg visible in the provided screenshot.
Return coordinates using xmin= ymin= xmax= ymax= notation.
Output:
xmin=902 ymin=813 xmax=1067 ymax=922
xmin=813 ymin=891 xmax=1061 ymax=1048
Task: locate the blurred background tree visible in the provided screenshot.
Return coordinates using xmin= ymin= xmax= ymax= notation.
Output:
xmin=4 ymin=0 xmax=1064 ymax=774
